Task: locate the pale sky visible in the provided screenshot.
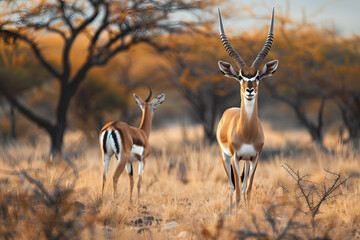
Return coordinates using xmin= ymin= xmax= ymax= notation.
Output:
xmin=223 ymin=0 xmax=360 ymax=36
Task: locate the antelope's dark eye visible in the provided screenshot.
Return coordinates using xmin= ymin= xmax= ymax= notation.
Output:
xmin=256 ymin=76 xmax=260 ymax=80
xmin=238 ymin=76 xmax=243 ymax=80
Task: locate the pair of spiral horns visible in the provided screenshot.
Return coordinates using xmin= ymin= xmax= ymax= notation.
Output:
xmin=218 ymin=8 xmax=275 ymax=69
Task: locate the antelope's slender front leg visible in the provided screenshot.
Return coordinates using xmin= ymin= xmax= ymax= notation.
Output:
xmin=220 ymin=150 xmax=234 ymax=213
xmin=242 ymin=160 xmax=250 ymax=207
xmin=232 ymin=154 xmax=241 ymax=206
xmin=246 ymin=154 xmax=259 ymax=205
xmin=137 ymin=159 xmax=145 ymax=203
xmin=220 ymin=151 xmax=235 ymax=212
xmin=126 ymin=162 xmax=134 ymax=203
xmin=113 ymin=151 xmax=129 ymax=198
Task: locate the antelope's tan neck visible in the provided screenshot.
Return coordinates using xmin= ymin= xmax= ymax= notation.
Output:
xmin=139 ymin=107 xmax=153 ymax=137
xmin=237 ymin=94 xmax=260 ymax=139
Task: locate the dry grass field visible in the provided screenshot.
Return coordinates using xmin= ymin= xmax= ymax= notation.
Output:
xmin=0 ymin=124 xmax=359 ymax=239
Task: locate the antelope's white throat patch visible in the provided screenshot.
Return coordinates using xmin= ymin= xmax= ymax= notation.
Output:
xmin=243 ymin=97 xmax=255 ymax=120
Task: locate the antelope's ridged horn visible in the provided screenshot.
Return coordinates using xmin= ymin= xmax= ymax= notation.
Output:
xmin=251 ymin=8 xmax=275 ymax=68
xmin=218 ymin=8 xmax=247 ymax=68
xmin=145 ymin=87 xmax=152 ymax=102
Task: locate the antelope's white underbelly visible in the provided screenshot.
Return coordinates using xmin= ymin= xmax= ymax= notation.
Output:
xmin=237 ymin=144 xmax=257 ymax=159
xmin=130 ymin=145 xmax=144 ymax=162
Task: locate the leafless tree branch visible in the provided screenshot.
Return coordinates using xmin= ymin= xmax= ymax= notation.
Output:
xmin=0 ymin=29 xmax=62 ymax=79
xmin=283 ymin=163 xmax=347 ymax=235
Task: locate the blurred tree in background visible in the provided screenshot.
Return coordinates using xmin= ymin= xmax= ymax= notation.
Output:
xmin=0 ymin=0 xmax=219 ymax=154
xmin=261 ymin=14 xmax=360 ymax=147
xmin=166 ymin=34 xmax=238 ymax=143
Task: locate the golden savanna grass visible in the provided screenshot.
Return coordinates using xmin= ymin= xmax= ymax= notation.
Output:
xmin=0 ymin=124 xmax=359 ymax=239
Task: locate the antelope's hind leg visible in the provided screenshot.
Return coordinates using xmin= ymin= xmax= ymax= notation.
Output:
xmin=113 ymin=150 xmax=129 ymax=198
xmin=100 ymin=130 xmax=112 ymax=196
xmin=102 ymin=154 xmax=112 ymax=196
xmin=126 ymin=162 xmax=134 ymax=203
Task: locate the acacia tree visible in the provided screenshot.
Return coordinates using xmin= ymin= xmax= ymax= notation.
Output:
xmin=0 ymin=0 xmax=214 ymax=155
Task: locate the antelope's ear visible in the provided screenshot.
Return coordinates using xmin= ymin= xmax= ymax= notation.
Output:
xmin=133 ymin=93 xmax=145 ymax=110
xmin=151 ymin=93 xmax=165 ymax=110
xmin=259 ymin=60 xmax=278 ymax=80
xmin=218 ymin=61 xmax=239 ymax=80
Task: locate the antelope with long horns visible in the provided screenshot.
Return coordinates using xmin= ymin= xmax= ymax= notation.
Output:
xmin=99 ymin=88 xmax=165 ymax=202
xmin=216 ymin=8 xmax=278 ymax=208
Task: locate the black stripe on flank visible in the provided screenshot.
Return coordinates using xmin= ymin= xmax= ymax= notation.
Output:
xmin=111 ymin=130 xmax=120 ymax=155
xmin=102 ymin=131 xmax=108 ymax=154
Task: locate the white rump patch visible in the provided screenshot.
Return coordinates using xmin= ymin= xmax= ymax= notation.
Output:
xmin=102 ymin=130 xmax=122 ymax=158
xmin=130 ymin=144 xmax=144 ymax=162
xmin=237 ymin=144 xmax=257 ymax=159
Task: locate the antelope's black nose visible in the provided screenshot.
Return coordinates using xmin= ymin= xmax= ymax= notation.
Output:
xmin=246 ymin=88 xmax=254 ymax=93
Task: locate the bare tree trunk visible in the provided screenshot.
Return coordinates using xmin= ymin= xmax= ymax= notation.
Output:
xmin=49 ymin=125 xmax=65 ymax=157
xmin=335 ymin=90 xmax=360 ymax=144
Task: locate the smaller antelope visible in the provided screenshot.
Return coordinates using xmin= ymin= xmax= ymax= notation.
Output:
xmin=99 ymin=89 xmax=165 ymax=202
xmin=216 ymin=8 xmax=278 ymax=209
